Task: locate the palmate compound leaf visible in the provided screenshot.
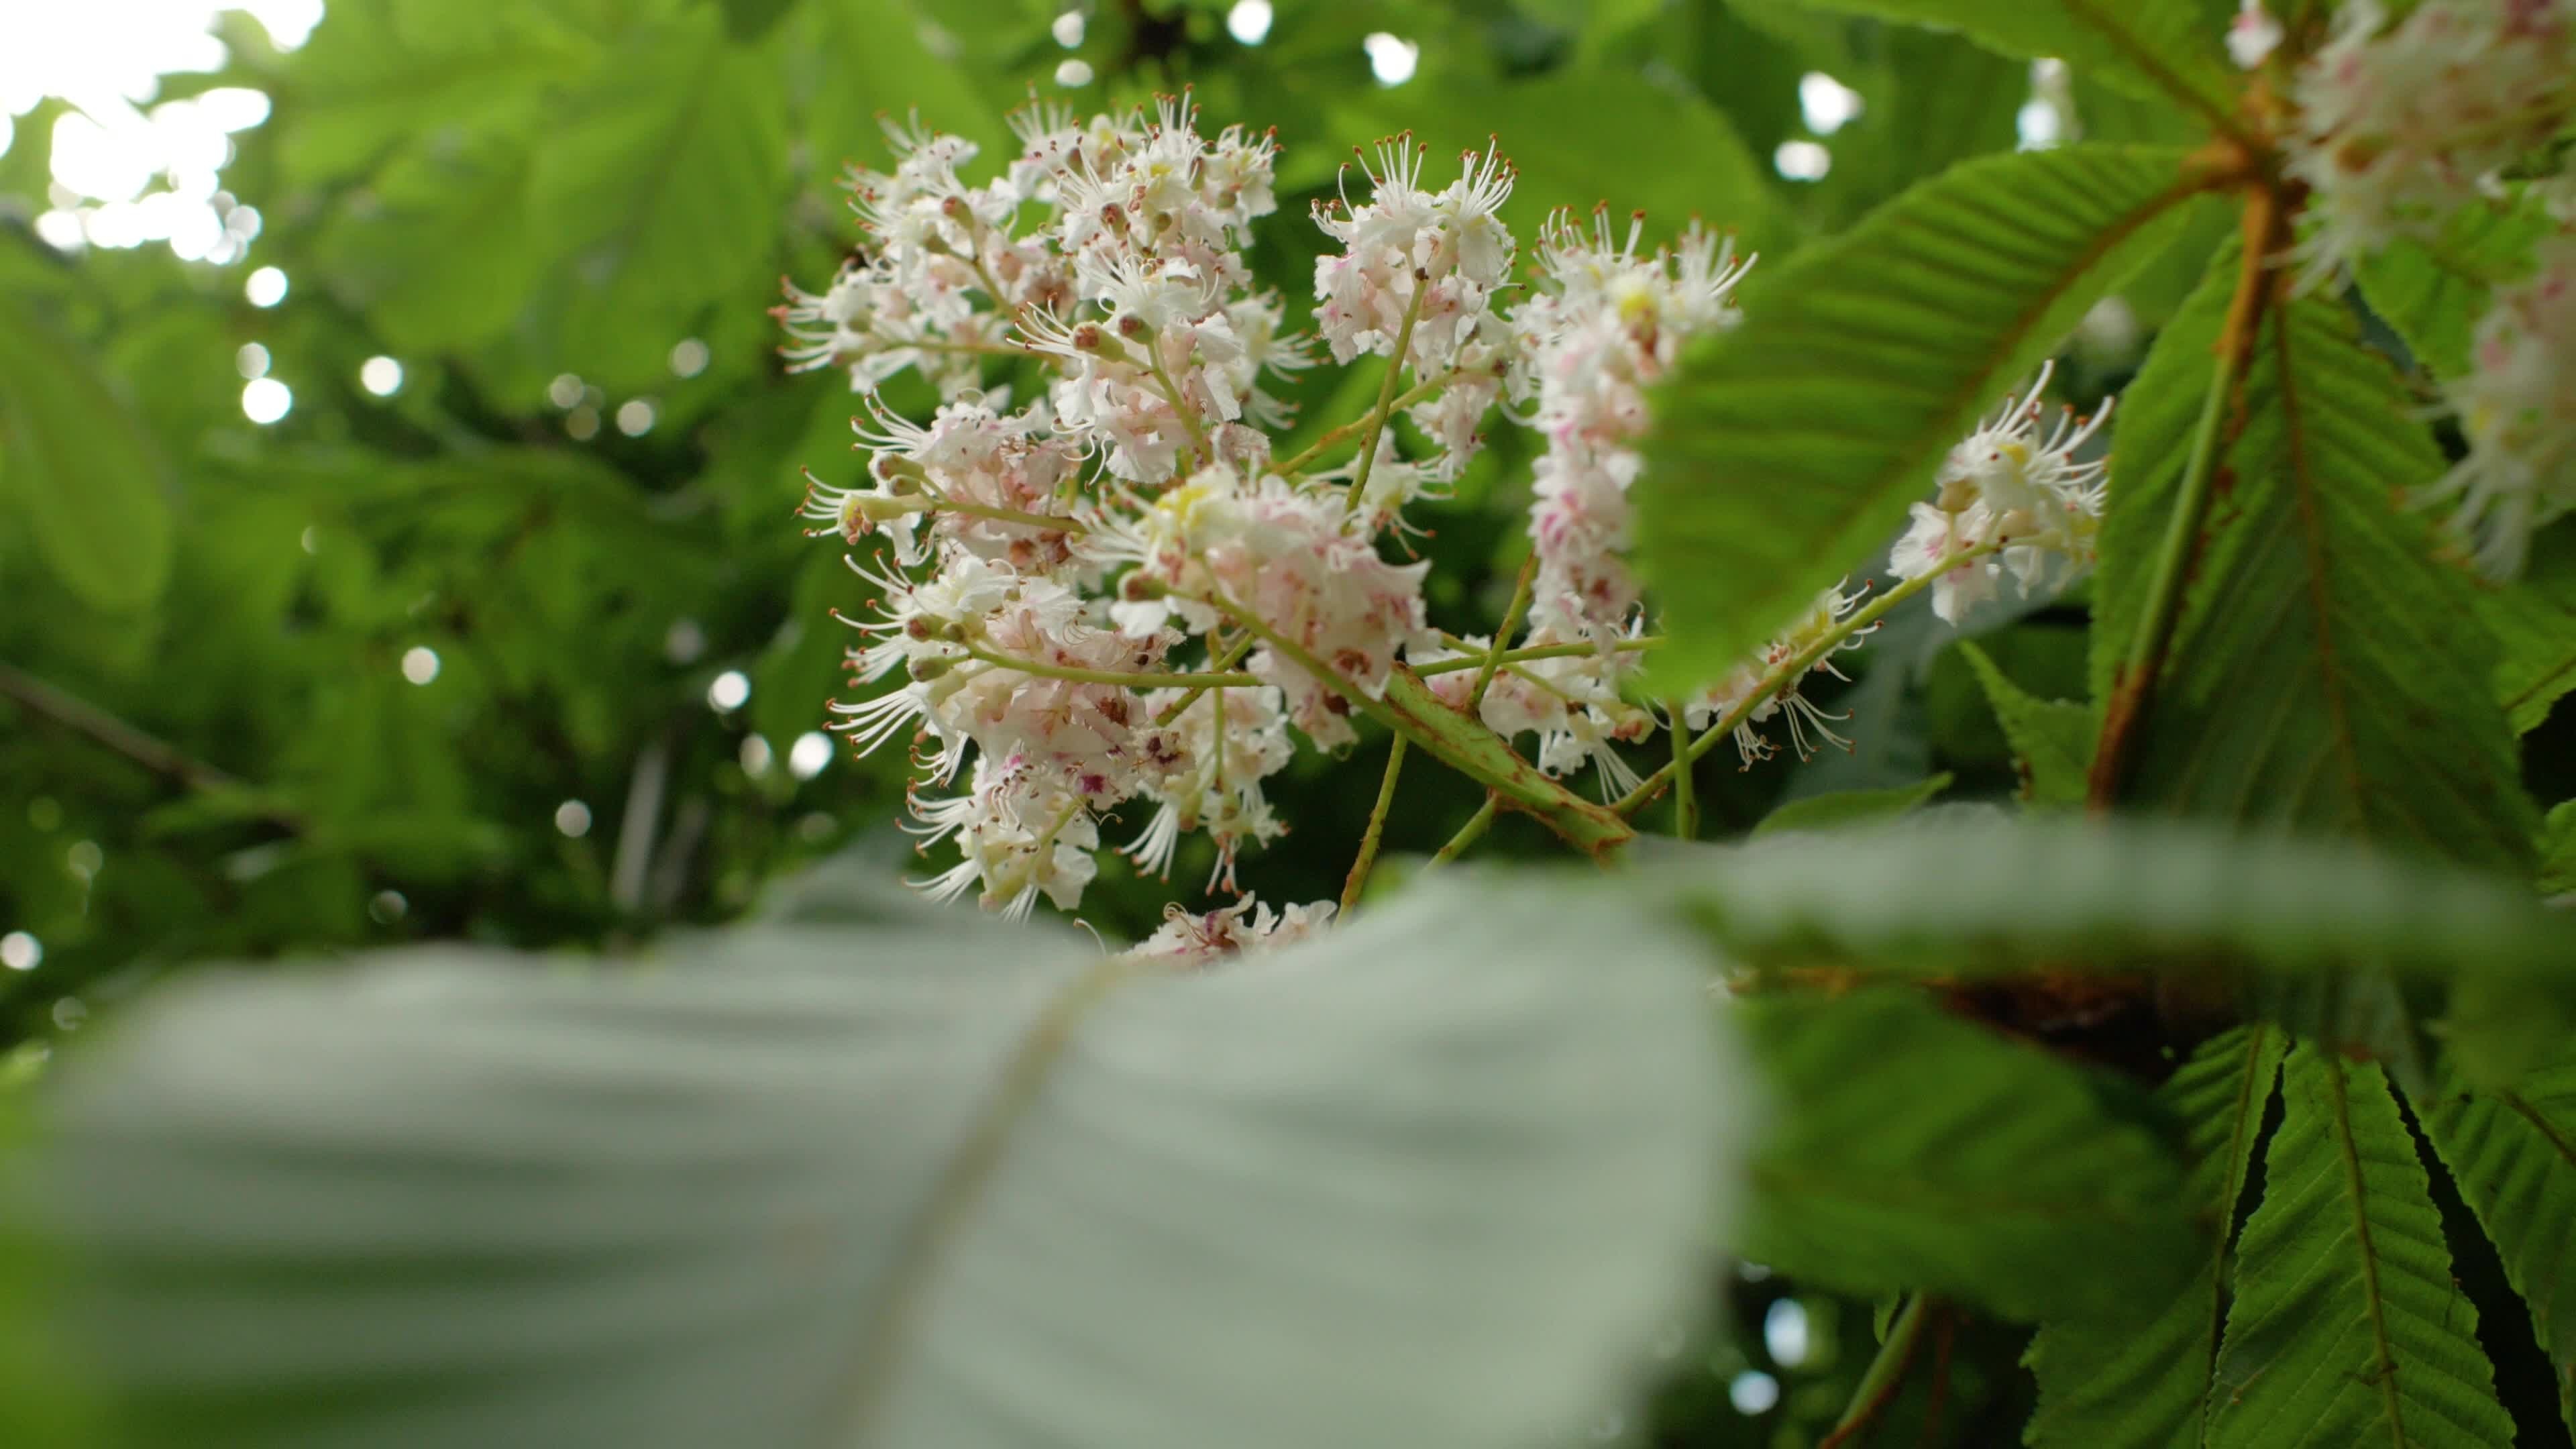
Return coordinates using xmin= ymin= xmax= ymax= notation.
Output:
xmin=2204 ymin=1049 xmax=2515 ymax=1448
xmin=1636 ymin=144 xmax=2212 ymax=692
xmin=2420 ymin=1041 xmax=2576 ymax=1436
xmin=2088 ymin=253 xmax=2540 ymax=1079
xmin=2023 ymin=1026 xmax=2288 ymax=1449
xmin=1732 ymin=987 xmax=2201 ymax=1321
xmin=27 ymin=873 xmax=1740 ymax=1449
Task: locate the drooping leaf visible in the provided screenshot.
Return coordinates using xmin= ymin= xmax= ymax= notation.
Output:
xmin=0 ymin=299 xmax=174 ymax=614
xmin=1749 ymin=0 xmax=2239 ymax=126
xmin=2420 ymin=1044 xmax=2576 ymax=1437
xmin=31 ymin=873 xmax=1737 ymax=1449
xmin=1735 ymin=987 xmax=2197 ymax=1320
xmin=2204 ymin=1049 xmax=2514 ymax=1448
xmin=2025 ymin=1025 xmax=2286 ymax=1449
xmin=2355 ymin=195 xmax=2553 ymax=379
xmin=1638 ymin=144 xmax=2208 ymax=688
xmin=1750 ymin=773 xmax=1952 ymax=837
xmin=1644 ymin=814 xmax=2575 ymax=987
xmin=1956 ymin=641 xmax=2092 ymax=808
xmin=2091 ymin=270 xmax=2536 ymax=873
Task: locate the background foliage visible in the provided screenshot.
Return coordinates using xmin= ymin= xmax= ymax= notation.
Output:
xmin=7 ymin=0 xmax=2576 ymax=1445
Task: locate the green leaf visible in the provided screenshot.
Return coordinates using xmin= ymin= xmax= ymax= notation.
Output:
xmin=2092 ymin=269 xmax=2538 ymax=877
xmin=1334 ymin=66 xmax=1784 ymax=254
xmin=2205 ymin=1049 xmax=2514 ymax=1448
xmin=1736 ymin=987 xmax=2197 ymax=1320
xmin=2479 ymin=521 xmax=2576 ymax=735
xmin=1756 ymin=0 xmax=2237 ymax=126
xmin=2025 ymin=1025 xmax=2286 ymax=1449
xmin=2420 ymin=1044 xmax=2576 ymax=1437
xmin=802 ymin=0 xmax=1014 ymax=192
xmin=2355 ymin=197 xmax=2553 ymax=379
xmin=2542 ymin=801 xmax=2576 ymax=898
xmin=1957 ymin=641 xmax=2092 ymax=808
xmin=317 ymin=124 xmax=549 ymax=354
xmin=1807 ymin=28 xmax=2028 ymax=226
xmin=1642 ymin=814 xmax=2576 ymax=990
xmin=32 ymin=873 xmax=1735 ymax=1448
xmin=0 ymin=299 xmax=174 ymax=613
xmin=1638 ymin=144 xmax=2206 ymax=689
xmin=530 ymin=19 xmax=790 ymax=392
xmin=1750 ymin=773 xmax=1952 ymax=837
xmin=272 ymin=2 xmax=586 ymax=186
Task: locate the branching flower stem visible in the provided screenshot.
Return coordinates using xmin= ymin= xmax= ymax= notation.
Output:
xmin=1194 ymin=590 xmax=1633 ymax=856
xmin=1611 ymin=539 xmax=2010 ymax=819
xmin=957 ymin=645 xmax=1258 ymax=692
xmin=1413 ymin=637 xmax=1662 ymax=677
xmin=1272 ymin=370 xmax=1462 ymax=476
xmin=1424 ymin=796 xmax=1499 ymax=870
xmin=1348 ymin=278 xmax=1430 ymax=504
xmin=1340 ymin=739 xmax=1408 ymax=914
xmin=1466 ymin=551 xmax=1541 ymax=711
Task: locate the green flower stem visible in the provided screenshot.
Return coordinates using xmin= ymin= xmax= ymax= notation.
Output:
xmin=1198 ymin=592 xmax=1634 ymax=857
xmin=1668 ymin=700 xmax=1698 ymax=841
xmin=958 ymin=646 xmax=1257 ymax=692
xmin=1466 ymin=551 xmax=1540 ymax=712
xmin=1423 ymin=795 xmax=1499 ymax=871
xmin=1346 ymin=278 xmax=1429 ymax=504
xmin=1611 ymin=540 xmax=2007 ymax=819
xmin=928 ymin=494 xmax=1087 ymax=535
xmin=1339 ymin=738 xmax=1408 ymax=915
xmin=1272 ymin=370 xmax=1459 ymax=476
xmin=1817 ymin=1295 xmax=1929 ymax=1449
xmin=1409 ymin=637 xmax=1661 ymax=677
xmin=1152 ymin=634 xmax=1256 ymax=727
xmin=1141 ymin=342 xmax=1216 ymax=468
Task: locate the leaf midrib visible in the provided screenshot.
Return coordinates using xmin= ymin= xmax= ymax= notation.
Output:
xmin=838 ymin=951 xmax=1171 ymax=1441
xmin=2322 ymin=1058 xmax=2411 ymax=1447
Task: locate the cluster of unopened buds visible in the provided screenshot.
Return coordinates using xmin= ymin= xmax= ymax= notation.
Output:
xmin=2238 ymin=0 xmax=2576 ymax=574
xmin=777 ymin=97 xmax=2110 ymax=949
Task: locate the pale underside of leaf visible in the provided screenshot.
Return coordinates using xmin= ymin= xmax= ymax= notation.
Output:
xmin=35 ymin=875 xmax=1735 ymax=1449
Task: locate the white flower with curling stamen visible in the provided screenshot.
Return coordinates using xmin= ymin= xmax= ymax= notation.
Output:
xmin=2282 ymin=0 xmax=2575 ymax=287
xmin=1130 ymin=896 xmax=1337 ymax=966
xmin=1890 ymin=360 xmax=2110 ymax=620
xmin=2431 ymin=235 xmax=2576 ymax=576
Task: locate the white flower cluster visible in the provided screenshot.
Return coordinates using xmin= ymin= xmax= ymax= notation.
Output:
xmin=782 ymin=98 xmax=2037 ymax=944
xmin=2434 ymin=233 xmax=2576 ymax=575
xmin=2279 ymin=0 xmax=2574 ymax=286
xmin=2257 ymin=0 xmax=2576 ymax=575
xmin=1888 ymin=361 xmax=2109 ymax=625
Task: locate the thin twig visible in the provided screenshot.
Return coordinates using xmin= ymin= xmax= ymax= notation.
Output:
xmin=1423 ymin=794 xmax=1499 ymax=870
xmin=1340 ymin=738 xmax=1407 ymax=914
xmin=1819 ymin=1294 xmax=1930 ymax=1449
xmin=1466 ymin=550 xmax=1540 ymax=712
